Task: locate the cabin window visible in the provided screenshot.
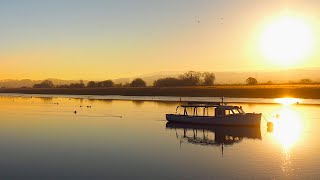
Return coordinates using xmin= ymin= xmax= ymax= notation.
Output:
xmin=215 ymin=109 xmax=229 ymax=116
xmin=231 ymin=109 xmax=241 ymax=114
xmin=225 ymin=110 xmax=230 ymax=115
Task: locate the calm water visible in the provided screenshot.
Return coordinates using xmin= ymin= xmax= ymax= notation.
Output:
xmin=0 ymin=95 xmax=320 ymax=179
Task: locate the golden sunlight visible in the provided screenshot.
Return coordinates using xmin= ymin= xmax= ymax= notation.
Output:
xmin=272 ymin=107 xmax=303 ymax=150
xmin=275 ymin=98 xmax=301 ymax=106
xmin=260 ymin=15 xmax=314 ymax=67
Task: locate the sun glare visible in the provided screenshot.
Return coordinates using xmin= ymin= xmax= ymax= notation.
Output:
xmin=260 ymin=15 xmax=314 ymax=67
xmin=272 ymin=107 xmax=303 ymax=150
xmin=275 ymin=98 xmax=300 ymax=106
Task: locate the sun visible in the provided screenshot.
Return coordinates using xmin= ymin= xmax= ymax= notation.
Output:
xmin=260 ymin=15 xmax=314 ymax=67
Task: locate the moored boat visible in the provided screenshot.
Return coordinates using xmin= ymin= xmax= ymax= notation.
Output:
xmin=166 ymin=102 xmax=261 ymax=126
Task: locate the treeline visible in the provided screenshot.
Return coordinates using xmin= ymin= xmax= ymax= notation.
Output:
xmin=30 ymin=71 xmax=254 ymax=88
xmin=29 ymin=71 xmax=318 ymax=89
xmin=32 ymin=71 xmax=215 ymax=88
xmin=33 ymin=78 xmax=147 ymax=88
xmin=153 ymin=71 xmax=215 ymax=87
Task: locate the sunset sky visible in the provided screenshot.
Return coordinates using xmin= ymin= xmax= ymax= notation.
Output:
xmin=1 ymin=0 xmax=319 ymax=80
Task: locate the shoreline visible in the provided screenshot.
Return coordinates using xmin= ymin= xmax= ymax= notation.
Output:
xmin=1 ymin=85 xmax=320 ymax=99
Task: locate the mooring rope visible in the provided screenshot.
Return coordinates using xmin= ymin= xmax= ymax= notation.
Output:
xmin=262 ymin=114 xmax=270 ymax=123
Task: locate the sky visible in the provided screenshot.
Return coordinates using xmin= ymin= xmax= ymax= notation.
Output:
xmin=0 ymin=0 xmax=319 ymax=80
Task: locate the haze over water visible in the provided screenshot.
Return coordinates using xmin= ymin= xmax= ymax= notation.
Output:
xmin=0 ymin=95 xmax=319 ymax=179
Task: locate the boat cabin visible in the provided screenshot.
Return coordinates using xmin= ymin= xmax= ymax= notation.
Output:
xmin=176 ymin=103 xmax=245 ymax=117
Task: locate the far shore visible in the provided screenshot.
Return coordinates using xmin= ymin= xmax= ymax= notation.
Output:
xmin=1 ymin=85 xmax=320 ymax=99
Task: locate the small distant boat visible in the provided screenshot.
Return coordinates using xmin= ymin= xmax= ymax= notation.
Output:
xmin=166 ymin=101 xmax=261 ymax=127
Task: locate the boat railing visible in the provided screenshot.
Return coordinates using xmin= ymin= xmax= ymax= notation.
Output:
xmin=185 ymin=101 xmax=223 ymax=105
xmin=175 ymin=104 xmax=245 ymax=116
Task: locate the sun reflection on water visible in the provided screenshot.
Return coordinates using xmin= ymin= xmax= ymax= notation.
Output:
xmin=272 ymin=107 xmax=303 ymax=150
xmin=269 ymin=98 xmax=304 ymax=176
xmin=275 ymin=98 xmax=301 ymax=106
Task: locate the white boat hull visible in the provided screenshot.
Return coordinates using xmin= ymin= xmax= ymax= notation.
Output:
xmin=166 ymin=113 xmax=261 ymax=127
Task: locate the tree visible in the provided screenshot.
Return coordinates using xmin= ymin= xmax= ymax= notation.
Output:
xmin=87 ymin=81 xmax=97 ymax=88
xmin=57 ymin=84 xmax=70 ymax=88
xmin=178 ymin=71 xmax=202 ymax=86
xmin=33 ymin=80 xmax=54 ymax=88
xmin=100 ymin=80 xmax=114 ymax=87
xmin=300 ymin=79 xmax=312 ymax=84
xmin=153 ymin=77 xmax=182 ymax=87
xmin=41 ymin=80 xmax=54 ymax=88
xmin=202 ymin=72 xmax=215 ymax=86
xmin=130 ymin=78 xmax=146 ymax=87
xmin=246 ymin=77 xmax=258 ymax=85
xmin=70 ymin=80 xmax=85 ymax=88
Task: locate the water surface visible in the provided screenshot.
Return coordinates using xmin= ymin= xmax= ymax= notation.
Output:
xmin=0 ymin=95 xmax=319 ymax=179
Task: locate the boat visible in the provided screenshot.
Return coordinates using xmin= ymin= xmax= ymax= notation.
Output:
xmin=166 ymin=101 xmax=261 ymax=126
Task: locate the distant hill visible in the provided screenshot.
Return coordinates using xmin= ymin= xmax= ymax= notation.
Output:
xmin=134 ymin=69 xmax=320 ymax=85
xmin=1 ymin=69 xmax=320 ymax=88
xmin=213 ymin=69 xmax=320 ymax=84
xmin=0 ymin=79 xmax=86 ymax=88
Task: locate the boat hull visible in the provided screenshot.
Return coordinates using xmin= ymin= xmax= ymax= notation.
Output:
xmin=166 ymin=113 xmax=261 ymax=127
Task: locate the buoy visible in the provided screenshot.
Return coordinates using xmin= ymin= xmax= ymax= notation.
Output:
xmin=74 ymin=111 xmax=77 ymax=114
xmin=267 ymin=122 xmax=274 ymax=128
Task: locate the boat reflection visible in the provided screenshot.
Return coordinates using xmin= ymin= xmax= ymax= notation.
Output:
xmin=166 ymin=122 xmax=261 ymax=155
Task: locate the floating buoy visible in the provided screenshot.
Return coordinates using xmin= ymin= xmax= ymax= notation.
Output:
xmin=74 ymin=111 xmax=77 ymax=114
xmin=267 ymin=122 xmax=274 ymax=128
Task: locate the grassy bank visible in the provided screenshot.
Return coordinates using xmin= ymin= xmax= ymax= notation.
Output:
xmin=0 ymin=85 xmax=320 ymax=99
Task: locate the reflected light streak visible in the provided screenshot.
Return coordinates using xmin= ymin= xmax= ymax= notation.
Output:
xmin=271 ymin=106 xmax=303 ymax=176
xmin=274 ymin=98 xmax=301 ymax=106
xmin=272 ymin=107 xmax=303 ymax=150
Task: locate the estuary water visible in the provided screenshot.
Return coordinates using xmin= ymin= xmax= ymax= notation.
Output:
xmin=0 ymin=94 xmax=320 ymax=179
